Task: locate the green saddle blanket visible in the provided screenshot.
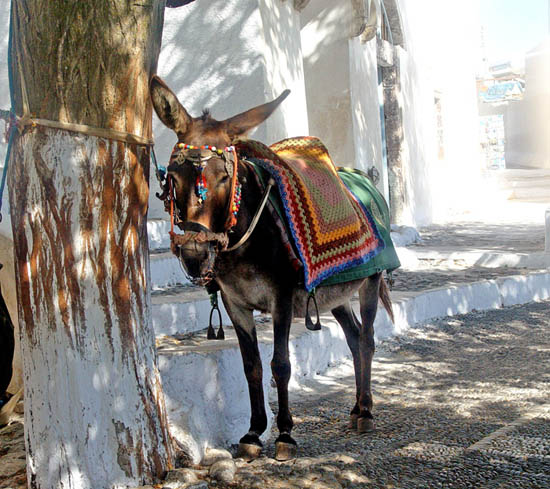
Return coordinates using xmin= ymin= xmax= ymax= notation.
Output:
xmin=320 ymin=168 xmax=400 ymax=286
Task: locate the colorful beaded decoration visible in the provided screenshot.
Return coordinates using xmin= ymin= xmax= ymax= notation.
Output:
xmin=232 ymin=182 xmax=242 ymax=219
xmin=177 ymin=143 xmax=235 ymax=155
xmin=195 ymin=171 xmax=208 ymax=204
xmin=176 ymin=143 xmax=240 ymax=224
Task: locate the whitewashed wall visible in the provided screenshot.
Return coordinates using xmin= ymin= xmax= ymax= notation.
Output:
xmin=301 ymin=0 xmax=356 ymax=167
xmin=349 ymin=36 xmax=386 ymax=198
xmin=1 ymin=0 xmax=11 ymax=235
xmin=151 ymin=0 xmax=309 ymax=218
xmin=397 ymin=0 xmax=482 ymax=225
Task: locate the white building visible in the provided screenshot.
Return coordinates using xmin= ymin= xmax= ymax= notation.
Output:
xmin=151 ymin=0 xmax=482 ymax=226
xmin=0 ymin=0 xmax=482 ymax=404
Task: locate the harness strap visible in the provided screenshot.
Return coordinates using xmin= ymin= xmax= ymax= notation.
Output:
xmin=171 ymin=229 xmax=229 ymax=249
xmin=225 ymin=147 xmax=240 ymax=230
xmin=223 ymin=178 xmax=274 ymax=252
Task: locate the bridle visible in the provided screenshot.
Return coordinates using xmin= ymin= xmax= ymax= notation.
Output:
xmin=158 ymin=142 xmax=273 ymax=286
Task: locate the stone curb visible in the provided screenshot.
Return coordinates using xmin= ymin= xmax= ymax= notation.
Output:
xmin=158 ymin=271 xmax=550 ymax=464
xmin=376 ymin=271 xmax=550 ymax=340
xmin=412 ymin=249 xmax=550 ymax=269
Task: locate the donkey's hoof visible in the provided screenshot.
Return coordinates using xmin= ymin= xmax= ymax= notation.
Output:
xmin=357 ymin=416 xmax=375 ymax=433
xmin=236 ymin=443 xmax=262 ymax=461
xmin=349 ymin=413 xmax=358 ymax=429
xmin=275 ymin=441 xmax=297 ymax=461
xmin=275 ymin=433 xmax=297 ymax=461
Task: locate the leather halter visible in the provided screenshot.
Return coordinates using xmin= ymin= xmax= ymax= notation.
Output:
xmin=167 ymin=143 xmax=241 ymax=235
xmin=161 ymin=142 xmax=272 ymax=286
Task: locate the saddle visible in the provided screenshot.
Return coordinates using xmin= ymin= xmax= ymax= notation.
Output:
xmin=236 ymin=137 xmax=400 ymax=291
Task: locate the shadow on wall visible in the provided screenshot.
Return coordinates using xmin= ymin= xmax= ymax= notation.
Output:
xmin=300 ymin=2 xmax=356 ymax=166
xmin=151 ymin=0 xmax=307 ymax=217
xmin=156 ymin=0 xmax=302 ymax=151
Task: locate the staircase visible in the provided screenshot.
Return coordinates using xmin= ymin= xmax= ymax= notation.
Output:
xmin=484 ymin=169 xmax=550 ymax=202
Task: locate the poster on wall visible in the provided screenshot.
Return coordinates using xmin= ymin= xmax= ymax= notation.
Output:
xmin=479 ymin=115 xmax=505 ymax=170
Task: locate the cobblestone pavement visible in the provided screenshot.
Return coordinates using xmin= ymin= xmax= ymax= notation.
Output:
xmin=390 ymin=265 xmax=540 ymax=293
xmin=2 ymin=302 xmax=549 ymax=489
xmin=411 ymin=222 xmax=546 ymax=254
xmin=227 ymin=300 xmax=550 ymax=489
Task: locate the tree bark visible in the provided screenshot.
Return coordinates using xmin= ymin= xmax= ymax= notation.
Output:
xmin=381 ymin=63 xmax=406 ymax=224
xmin=8 ymin=1 xmax=173 ymax=488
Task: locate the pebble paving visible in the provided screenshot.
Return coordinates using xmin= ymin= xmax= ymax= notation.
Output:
xmin=1 ymin=219 xmax=549 ymax=488
xmin=225 ymin=300 xmax=550 ymax=489
xmin=2 ymin=298 xmax=549 ymax=488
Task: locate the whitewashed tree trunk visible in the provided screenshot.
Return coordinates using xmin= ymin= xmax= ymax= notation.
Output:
xmin=9 ymin=131 xmax=172 ymax=489
xmin=8 ymin=1 xmax=173 ymax=488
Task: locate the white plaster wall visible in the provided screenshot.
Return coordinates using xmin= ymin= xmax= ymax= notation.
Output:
xmin=301 ymin=0 xmax=356 ymax=167
xmin=396 ymin=0 xmax=482 ymax=225
xmin=397 ymin=47 xmax=438 ymax=225
xmin=151 ymin=0 xmax=309 ymax=218
xmin=259 ymin=0 xmax=309 ymax=141
xmin=1 ymin=0 xmax=11 ymax=238
xmin=349 ymin=36 xmax=386 ymax=196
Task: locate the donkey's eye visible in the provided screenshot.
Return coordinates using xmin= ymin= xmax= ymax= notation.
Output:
xmin=218 ymin=175 xmax=230 ymax=185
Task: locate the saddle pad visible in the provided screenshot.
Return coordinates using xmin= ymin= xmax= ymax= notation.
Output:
xmin=319 ymin=167 xmax=401 ymax=286
xmin=236 ymin=137 xmax=384 ymax=291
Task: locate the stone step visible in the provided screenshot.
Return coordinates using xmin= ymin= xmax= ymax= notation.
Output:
xmin=148 ymin=218 xmax=172 ymax=251
xmin=151 ymin=285 xmax=231 ymax=336
xmin=156 ymin=312 xmax=358 ymax=464
xmin=150 ymin=251 xmax=189 ymax=288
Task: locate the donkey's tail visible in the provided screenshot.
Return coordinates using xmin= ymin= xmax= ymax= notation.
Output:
xmin=379 ymin=275 xmax=394 ymax=323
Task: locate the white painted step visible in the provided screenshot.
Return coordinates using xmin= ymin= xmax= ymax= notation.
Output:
xmin=156 ymin=313 xmax=356 ymax=464
xmin=152 ymin=285 xmax=231 ymax=336
xmin=150 ymin=251 xmax=190 ymax=288
xmin=147 ymin=218 xmax=172 ymax=251
xmin=155 ymin=273 xmax=550 ymax=464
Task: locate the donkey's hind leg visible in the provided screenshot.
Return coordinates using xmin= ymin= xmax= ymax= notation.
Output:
xmin=331 ymin=302 xmax=362 ymax=429
xmin=356 ymin=272 xmax=382 ymax=433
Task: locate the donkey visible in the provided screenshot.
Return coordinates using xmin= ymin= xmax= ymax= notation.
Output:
xmin=150 ymin=76 xmax=393 ymax=461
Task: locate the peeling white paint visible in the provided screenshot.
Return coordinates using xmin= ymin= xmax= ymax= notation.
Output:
xmin=8 ymin=131 xmax=171 ymax=489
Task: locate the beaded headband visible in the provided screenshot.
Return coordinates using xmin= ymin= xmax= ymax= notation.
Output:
xmin=169 ymin=141 xmax=242 ymax=230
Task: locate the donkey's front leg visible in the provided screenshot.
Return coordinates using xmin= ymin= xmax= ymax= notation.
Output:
xmin=271 ymin=292 xmax=296 ymax=461
xmin=223 ymin=299 xmax=267 ymax=461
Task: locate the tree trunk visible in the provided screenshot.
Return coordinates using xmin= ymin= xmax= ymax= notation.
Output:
xmin=8 ymin=1 xmax=173 ymax=488
xmin=381 ymin=63 xmax=406 ymax=224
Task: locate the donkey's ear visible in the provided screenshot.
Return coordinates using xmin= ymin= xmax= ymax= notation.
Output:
xmin=150 ymin=75 xmax=192 ymax=135
xmin=223 ymin=89 xmax=291 ymax=138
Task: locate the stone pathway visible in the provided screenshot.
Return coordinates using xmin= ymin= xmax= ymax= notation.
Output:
xmin=227 ymin=300 xmax=550 ymax=489
xmin=3 ymin=300 xmax=548 ymax=489
xmin=411 ymin=222 xmax=546 ymax=254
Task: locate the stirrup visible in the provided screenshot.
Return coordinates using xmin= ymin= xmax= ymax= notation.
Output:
xmin=208 ymin=292 xmax=225 ymax=340
xmin=305 ymin=289 xmax=322 ymax=331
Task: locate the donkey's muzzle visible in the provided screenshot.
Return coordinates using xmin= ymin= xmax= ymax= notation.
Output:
xmin=170 ymin=221 xmax=229 ymax=285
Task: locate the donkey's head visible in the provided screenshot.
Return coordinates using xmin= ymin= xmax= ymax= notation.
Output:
xmin=150 ymin=75 xmax=289 ymax=283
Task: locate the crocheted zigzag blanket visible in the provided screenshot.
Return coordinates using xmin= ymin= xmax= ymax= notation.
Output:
xmin=235 ymin=136 xmax=385 ymax=291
